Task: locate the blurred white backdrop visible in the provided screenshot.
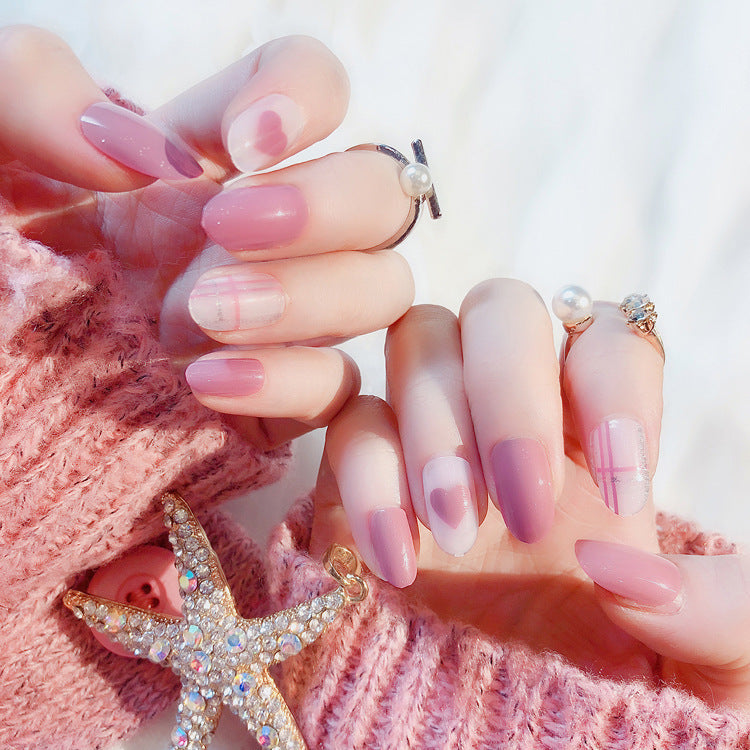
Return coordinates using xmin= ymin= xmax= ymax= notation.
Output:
xmin=3 ymin=1 xmax=750 ymax=746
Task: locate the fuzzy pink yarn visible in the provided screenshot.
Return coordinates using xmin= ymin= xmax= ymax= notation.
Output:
xmin=266 ymin=499 xmax=750 ymax=749
xmin=0 ymin=224 xmax=290 ymax=749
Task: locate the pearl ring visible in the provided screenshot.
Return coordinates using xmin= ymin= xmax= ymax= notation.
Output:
xmin=348 ymin=140 xmax=441 ymax=249
xmin=552 ymin=285 xmax=665 ymax=362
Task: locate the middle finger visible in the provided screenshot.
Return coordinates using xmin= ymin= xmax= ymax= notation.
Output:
xmin=200 ymin=149 xmax=411 ymax=260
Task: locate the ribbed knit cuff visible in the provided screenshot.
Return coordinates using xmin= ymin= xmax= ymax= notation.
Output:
xmin=0 ymin=224 xmax=290 ymax=749
xmin=267 ymin=498 xmax=750 ymax=750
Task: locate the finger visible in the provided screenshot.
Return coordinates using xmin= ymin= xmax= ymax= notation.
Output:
xmin=184 ymin=347 xmax=360 ymax=426
xmin=184 ymin=249 xmax=414 ymax=346
xmin=321 ymin=396 xmax=418 ymax=588
xmin=385 ymin=305 xmax=485 ymax=557
xmin=0 ymin=26 xmax=200 ymax=191
xmin=459 ymin=279 xmax=561 ymax=544
xmin=564 ymin=302 xmax=663 ymax=517
xmin=198 ymin=150 xmax=411 ymax=260
xmin=153 ymin=35 xmax=349 ymax=177
xmin=576 ymin=540 xmax=750 ymax=710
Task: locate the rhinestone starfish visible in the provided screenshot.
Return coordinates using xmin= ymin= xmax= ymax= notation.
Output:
xmin=63 ymin=491 xmax=367 ymax=750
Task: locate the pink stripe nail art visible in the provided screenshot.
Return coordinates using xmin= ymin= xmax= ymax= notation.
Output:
xmin=589 ymin=417 xmax=649 ymax=516
xmin=189 ymin=273 xmax=286 ymax=332
xmin=80 ymin=101 xmax=202 ymax=179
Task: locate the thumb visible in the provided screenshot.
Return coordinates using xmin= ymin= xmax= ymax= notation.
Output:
xmin=576 ymin=539 xmax=750 ymax=710
xmin=0 ymin=25 xmax=201 ymax=191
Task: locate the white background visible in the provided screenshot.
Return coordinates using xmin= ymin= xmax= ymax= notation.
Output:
xmin=2 ymin=1 xmax=750 ymax=747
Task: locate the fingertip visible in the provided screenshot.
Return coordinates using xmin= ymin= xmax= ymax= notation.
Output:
xmin=219 ymin=35 xmax=350 ymax=174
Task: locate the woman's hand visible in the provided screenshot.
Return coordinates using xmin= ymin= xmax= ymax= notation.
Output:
xmin=0 ymin=25 xmax=415 ymax=448
xmin=311 ymin=278 xmax=750 ymax=711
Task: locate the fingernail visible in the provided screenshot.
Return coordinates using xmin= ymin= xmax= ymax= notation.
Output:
xmin=490 ymin=438 xmax=555 ymax=544
xmin=423 ymin=456 xmax=478 ymax=557
xmin=369 ymin=507 xmax=417 ymax=588
xmin=227 ymin=93 xmax=305 ymax=173
xmin=80 ymin=101 xmax=202 ymax=179
xmin=184 ymin=358 xmax=264 ymax=397
xmin=589 ymin=417 xmax=650 ymax=516
xmin=575 ymin=539 xmax=682 ymax=607
xmin=189 ymin=272 xmax=286 ymax=331
xmin=201 ymin=185 xmax=308 ymax=252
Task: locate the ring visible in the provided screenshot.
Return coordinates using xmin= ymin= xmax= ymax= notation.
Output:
xmin=552 ymin=285 xmax=665 ymax=362
xmin=347 ymin=139 xmax=441 ymax=249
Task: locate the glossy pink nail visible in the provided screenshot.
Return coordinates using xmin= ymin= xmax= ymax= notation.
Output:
xmin=589 ymin=417 xmax=650 ymax=516
xmin=189 ymin=272 xmax=286 ymax=332
xmin=185 ymin=358 xmax=264 ymax=398
xmin=201 ymin=185 xmax=308 ymax=252
xmin=369 ymin=507 xmax=417 ymax=588
xmin=490 ymin=438 xmax=555 ymax=544
xmin=226 ymin=93 xmax=304 ymax=173
xmin=423 ymin=456 xmax=478 ymax=556
xmin=575 ymin=539 xmax=682 ymax=607
xmin=80 ymin=101 xmax=202 ymax=179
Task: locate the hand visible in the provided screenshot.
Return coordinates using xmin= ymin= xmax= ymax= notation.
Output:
xmin=311 ymin=278 xmax=750 ymax=711
xmin=0 ymin=26 xmax=414 ymax=448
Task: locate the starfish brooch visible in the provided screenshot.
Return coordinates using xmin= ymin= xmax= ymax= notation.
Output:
xmin=63 ymin=491 xmax=367 ymax=750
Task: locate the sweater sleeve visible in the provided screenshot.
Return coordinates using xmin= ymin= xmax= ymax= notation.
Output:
xmin=266 ymin=497 xmax=750 ymax=750
xmin=0 ymin=223 xmax=290 ymax=749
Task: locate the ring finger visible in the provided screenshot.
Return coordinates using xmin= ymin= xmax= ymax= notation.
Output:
xmin=199 ymin=149 xmax=412 ymax=261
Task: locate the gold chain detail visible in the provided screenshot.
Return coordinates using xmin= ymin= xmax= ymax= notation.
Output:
xmin=323 ymin=545 xmax=368 ymax=603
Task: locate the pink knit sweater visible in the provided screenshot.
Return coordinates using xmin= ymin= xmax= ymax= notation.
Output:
xmin=2 ymin=222 xmax=749 ymax=749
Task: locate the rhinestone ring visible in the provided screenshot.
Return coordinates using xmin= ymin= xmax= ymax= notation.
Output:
xmin=552 ymin=286 xmax=665 ymax=362
xmin=347 ymin=139 xmax=441 ymax=250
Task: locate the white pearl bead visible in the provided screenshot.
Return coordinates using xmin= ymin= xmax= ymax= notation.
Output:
xmin=551 ymin=285 xmax=593 ymax=325
xmin=399 ymin=162 xmax=432 ymax=198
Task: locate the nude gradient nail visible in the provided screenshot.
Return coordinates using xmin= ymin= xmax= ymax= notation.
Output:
xmin=226 ymin=93 xmax=305 ymax=173
xmin=575 ymin=539 xmax=682 ymax=607
xmin=588 ymin=417 xmax=650 ymax=516
xmin=80 ymin=101 xmax=202 ymax=179
xmin=423 ymin=456 xmax=478 ymax=557
xmin=189 ymin=273 xmax=286 ymax=332
xmin=201 ymin=185 xmax=308 ymax=252
xmin=369 ymin=507 xmax=417 ymax=588
xmin=490 ymin=438 xmax=555 ymax=544
xmin=184 ymin=358 xmax=264 ymax=398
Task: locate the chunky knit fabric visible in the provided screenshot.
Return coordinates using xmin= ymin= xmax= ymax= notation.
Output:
xmin=0 ymin=224 xmax=290 ymax=749
xmin=268 ymin=500 xmax=750 ymax=750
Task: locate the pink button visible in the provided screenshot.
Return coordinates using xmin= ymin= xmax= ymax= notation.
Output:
xmin=87 ymin=546 xmax=183 ymax=657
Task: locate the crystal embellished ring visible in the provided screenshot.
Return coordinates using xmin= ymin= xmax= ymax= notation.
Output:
xmin=347 ymin=139 xmax=441 ymax=250
xmin=552 ymin=286 xmax=665 ymax=362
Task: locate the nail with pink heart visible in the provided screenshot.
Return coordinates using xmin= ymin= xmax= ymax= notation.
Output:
xmin=423 ymin=456 xmax=478 ymax=557
xmin=226 ymin=93 xmax=305 ymax=173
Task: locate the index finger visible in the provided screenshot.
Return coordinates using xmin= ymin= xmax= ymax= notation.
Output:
xmin=153 ymin=35 xmax=350 ymax=178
